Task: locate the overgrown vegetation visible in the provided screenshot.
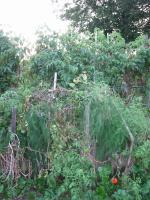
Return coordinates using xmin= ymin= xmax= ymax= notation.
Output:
xmin=0 ymin=28 xmax=150 ymax=199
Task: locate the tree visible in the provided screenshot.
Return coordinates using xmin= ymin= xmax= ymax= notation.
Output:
xmin=61 ymin=0 xmax=150 ymax=41
xmin=0 ymin=30 xmax=20 ymax=93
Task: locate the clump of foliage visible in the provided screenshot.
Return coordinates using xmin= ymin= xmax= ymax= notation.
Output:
xmin=29 ymin=29 xmax=150 ymax=92
xmin=0 ymin=30 xmax=20 ymax=93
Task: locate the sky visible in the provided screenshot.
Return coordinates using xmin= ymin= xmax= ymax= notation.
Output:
xmin=0 ymin=0 xmax=69 ymax=41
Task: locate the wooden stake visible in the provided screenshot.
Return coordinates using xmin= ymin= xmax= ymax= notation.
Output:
xmin=52 ymin=72 xmax=57 ymax=99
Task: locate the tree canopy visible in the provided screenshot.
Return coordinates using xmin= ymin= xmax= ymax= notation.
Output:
xmin=62 ymin=0 xmax=150 ymax=41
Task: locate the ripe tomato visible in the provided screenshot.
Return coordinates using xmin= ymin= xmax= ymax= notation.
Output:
xmin=111 ymin=177 xmax=118 ymax=185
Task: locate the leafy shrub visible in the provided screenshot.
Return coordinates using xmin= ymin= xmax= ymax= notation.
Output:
xmin=0 ymin=30 xmax=20 ymax=93
xmin=29 ymin=30 xmax=150 ymax=89
xmin=46 ymin=151 xmax=97 ymax=200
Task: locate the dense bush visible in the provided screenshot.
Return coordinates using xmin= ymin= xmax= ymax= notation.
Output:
xmin=0 ymin=30 xmax=21 ymax=93
xmin=30 ymin=30 xmax=150 ymax=89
